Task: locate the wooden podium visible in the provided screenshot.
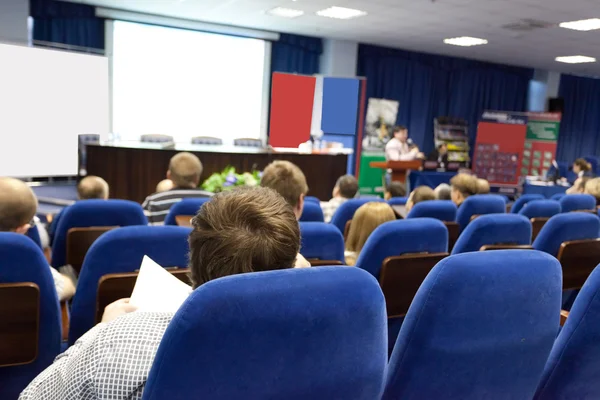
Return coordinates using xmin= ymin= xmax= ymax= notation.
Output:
xmin=370 ymin=160 xmax=422 ymax=183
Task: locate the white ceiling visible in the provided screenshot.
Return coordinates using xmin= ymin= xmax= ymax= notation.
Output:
xmin=70 ymin=0 xmax=600 ymax=76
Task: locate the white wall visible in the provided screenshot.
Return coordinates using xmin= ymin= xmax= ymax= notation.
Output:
xmin=320 ymin=39 xmax=358 ymax=77
xmin=0 ymin=0 xmax=29 ymax=44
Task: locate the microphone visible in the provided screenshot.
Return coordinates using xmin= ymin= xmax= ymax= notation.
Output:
xmin=407 ymin=138 xmax=417 ymax=149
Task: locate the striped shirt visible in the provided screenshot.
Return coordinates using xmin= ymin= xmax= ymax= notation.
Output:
xmin=141 ymin=188 xmax=213 ymax=225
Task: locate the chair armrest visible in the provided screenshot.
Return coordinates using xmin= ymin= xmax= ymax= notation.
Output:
xmin=560 ymin=310 xmax=570 ymax=326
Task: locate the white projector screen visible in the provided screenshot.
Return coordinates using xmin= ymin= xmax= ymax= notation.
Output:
xmin=0 ymin=43 xmax=109 ymax=177
xmin=111 ymin=21 xmax=269 ymax=144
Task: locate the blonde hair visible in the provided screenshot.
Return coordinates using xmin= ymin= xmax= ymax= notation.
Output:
xmin=169 ymin=152 xmax=203 ymax=188
xmin=585 ymin=178 xmax=600 ymax=205
xmin=476 ymin=178 xmax=490 ymax=194
xmin=0 ymin=178 xmax=37 ymax=231
xmin=77 ymin=176 xmax=109 ymax=199
xmin=345 ymin=202 xmax=396 ymax=264
xmin=260 ymin=160 xmax=308 ymax=207
xmin=450 ymin=174 xmax=478 ymax=197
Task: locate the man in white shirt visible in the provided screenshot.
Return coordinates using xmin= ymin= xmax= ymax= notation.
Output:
xmin=385 ymin=125 xmax=424 ymax=161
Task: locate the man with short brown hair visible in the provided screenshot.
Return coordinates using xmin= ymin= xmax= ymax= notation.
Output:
xmin=321 ymin=174 xmax=358 ymax=223
xmin=406 ymin=186 xmax=436 ymax=213
xmin=77 ymin=176 xmax=109 ymax=200
xmin=260 ymin=160 xmax=308 ymax=220
xmin=21 ymin=186 xmax=303 ymax=400
xmin=142 ymin=152 xmax=212 ymax=225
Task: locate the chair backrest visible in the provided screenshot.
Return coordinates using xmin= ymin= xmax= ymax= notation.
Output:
xmin=299 ymin=201 xmax=325 ymax=222
xmin=330 ymin=198 xmax=383 ymax=233
xmin=51 ymin=200 xmax=148 ymax=268
xmin=66 ymin=226 xmax=115 ymax=273
xmin=535 ymin=264 xmax=600 ymax=399
xmin=141 ymin=134 xmax=174 ymax=143
xmin=531 ymin=217 xmax=550 ymax=242
xmin=143 ymin=267 xmax=387 ymax=400
xmin=557 ymin=239 xmax=600 ymax=290
xmin=551 ymin=192 xmax=566 ymax=201
xmin=191 ymin=136 xmax=222 ymax=145
xmin=299 ymin=222 xmax=344 ymax=264
xmin=234 ymin=138 xmax=263 ymax=147
xmin=163 ymin=198 xmax=211 ymax=226
xmin=383 ymin=250 xmax=562 ymax=400
xmin=0 ymin=233 xmax=61 ymax=399
xmin=519 ymin=199 xmax=562 ymax=219
xmin=510 ymin=194 xmax=545 ymax=214
xmin=452 ymin=214 xmax=532 ymax=255
xmin=387 ymin=196 xmax=408 ymax=206
xmin=560 ymin=193 xmax=597 ymax=213
xmin=355 ymin=219 xmax=448 ymax=278
xmin=455 ymin=195 xmax=506 ymax=232
xmin=406 ymin=200 xmax=457 ymax=221
xmin=68 ymin=226 xmax=191 ymax=344
xmin=95 ymin=269 xmax=191 ymax=323
xmin=304 ymin=196 xmax=320 ymax=204
xmin=533 ymin=213 xmax=600 ymax=256
xmin=444 ymin=221 xmax=460 ymax=251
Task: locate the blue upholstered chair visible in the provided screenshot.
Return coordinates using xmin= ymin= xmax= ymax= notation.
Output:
xmin=551 ymin=193 xmax=566 ymax=201
xmin=26 ymin=224 xmax=43 ymax=249
xmin=51 ymin=200 xmax=147 ymax=269
xmin=234 ymin=138 xmax=263 ymax=147
xmin=406 ymin=200 xmax=457 ymax=221
xmin=299 ymin=222 xmax=344 ymax=264
xmin=68 ymin=226 xmax=191 ymax=344
xmin=535 ymin=264 xmax=600 ymax=399
xmin=191 ymin=136 xmax=222 ymax=145
xmin=164 ymin=198 xmax=211 ymax=226
xmin=387 ymin=196 xmax=408 ymax=206
xmin=330 ymin=198 xmax=383 ymax=233
xmin=383 ymin=250 xmax=562 ymax=399
xmin=143 ymin=267 xmax=387 ymax=400
xmin=0 ymin=233 xmax=61 ymax=399
xmin=304 ymin=196 xmax=321 ymax=204
xmin=455 ymin=194 xmax=506 ymax=232
xmin=533 ymin=213 xmax=600 ymax=257
xmin=519 ymin=199 xmax=562 ymax=219
xmin=496 ymin=194 xmax=510 ymax=203
xmin=299 ymin=201 xmax=325 ymax=222
xmin=560 ymin=194 xmax=597 ymax=213
xmin=452 ymin=214 xmax=532 ymax=254
xmin=141 ymin=134 xmax=174 ymax=143
xmin=511 ymin=194 xmax=545 ymax=214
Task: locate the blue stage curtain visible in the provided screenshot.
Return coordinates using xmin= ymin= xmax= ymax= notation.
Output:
xmin=357 ymin=44 xmax=532 ymax=155
xmin=556 ymin=74 xmax=600 ymax=163
xmin=271 ymin=33 xmax=322 ymax=75
xmin=30 ymin=0 xmax=105 ymax=51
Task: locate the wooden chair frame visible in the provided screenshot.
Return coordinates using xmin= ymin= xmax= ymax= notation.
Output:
xmin=66 ymin=226 xmax=117 ymax=273
xmin=557 ymin=238 xmax=600 ymax=290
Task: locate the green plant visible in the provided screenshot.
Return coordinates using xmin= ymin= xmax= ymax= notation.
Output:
xmin=201 ymin=166 xmax=261 ymax=193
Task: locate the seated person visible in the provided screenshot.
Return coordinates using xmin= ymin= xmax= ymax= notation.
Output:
xmin=566 ymin=176 xmax=590 ymax=195
xmin=142 ymin=152 xmax=212 ymax=225
xmin=449 ymin=173 xmax=478 ymax=207
xmin=405 ymin=186 xmax=436 ymax=213
xmin=477 ymin=178 xmax=490 ymax=194
xmin=344 ymin=202 xmax=396 ymax=266
xmin=260 ymin=160 xmax=311 ymax=267
xmin=573 ymin=158 xmax=594 ymax=180
xmin=434 ymin=183 xmax=452 ymax=200
xmin=584 ymin=177 xmax=600 ymax=206
xmin=21 ymin=186 xmax=306 ymax=400
xmin=155 ymin=179 xmax=174 ymax=193
xmin=427 ymin=143 xmax=449 ymax=165
xmin=384 ymin=181 xmax=407 ymax=201
xmin=0 ymin=177 xmax=75 ymax=301
xmin=321 ymin=175 xmax=358 ymax=223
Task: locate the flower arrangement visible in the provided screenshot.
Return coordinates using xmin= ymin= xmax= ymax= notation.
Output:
xmin=201 ymin=166 xmax=261 ymax=193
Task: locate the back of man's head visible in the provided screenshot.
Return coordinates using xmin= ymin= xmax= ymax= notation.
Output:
xmin=168 ymin=152 xmax=203 ymax=188
xmin=411 ymin=186 xmax=436 ymax=205
xmin=434 ymin=183 xmax=451 ymax=200
xmin=386 ymin=181 xmax=407 ymax=198
xmin=77 ymin=176 xmax=109 ymax=200
xmin=0 ymin=177 xmax=38 ymax=232
xmin=335 ymin=175 xmax=358 ymax=199
xmin=476 ymin=178 xmax=490 ymax=194
xmin=260 ymin=161 xmax=308 ymax=208
xmin=188 ymin=186 xmax=300 ymax=288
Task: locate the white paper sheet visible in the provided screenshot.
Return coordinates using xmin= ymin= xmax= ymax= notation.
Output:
xmin=130 ymin=255 xmax=192 ymax=313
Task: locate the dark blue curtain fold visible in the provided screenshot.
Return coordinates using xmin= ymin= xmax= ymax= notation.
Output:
xmin=556 ymin=74 xmax=600 ymax=163
xmin=357 ymin=44 xmax=533 ymax=155
xmin=30 ymin=0 xmax=105 ymax=51
xmin=270 ymin=33 xmax=322 ymax=75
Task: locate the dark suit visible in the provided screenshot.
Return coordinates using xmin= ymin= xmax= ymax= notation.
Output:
xmin=427 ymin=149 xmax=449 ymax=165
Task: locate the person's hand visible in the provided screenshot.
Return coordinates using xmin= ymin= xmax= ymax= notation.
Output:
xmin=101 ymin=298 xmax=138 ymax=324
xmin=417 ymin=152 xmax=425 ymax=159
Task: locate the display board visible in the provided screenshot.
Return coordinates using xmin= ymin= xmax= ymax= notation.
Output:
xmin=523 ymin=113 xmax=562 ymax=177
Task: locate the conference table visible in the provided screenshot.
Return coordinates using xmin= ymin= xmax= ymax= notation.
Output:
xmin=86 ymin=142 xmax=350 ymax=203
xmin=522 ymin=181 xmax=569 ymax=198
xmin=409 ymin=171 xmax=457 ymax=190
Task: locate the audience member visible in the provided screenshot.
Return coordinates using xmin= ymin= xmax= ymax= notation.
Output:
xmin=477 ymin=178 xmax=490 ymax=194
xmin=384 ymin=181 xmax=407 ymax=201
xmin=450 ymin=173 xmax=478 ymax=207
xmin=155 ymin=179 xmax=174 ymax=193
xmin=573 ymin=158 xmax=593 ymax=179
xmin=405 ymin=186 xmax=436 ymax=213
xmin=344 ymin=202 xmax=396 ymax=266
xmin=260 ymin=160 xmax=308 ymax=220
xmin=77 ymin=176 xmax=109 ymax=200
xmin=320 ymin=175 xmax=358 ymax=223
xmin=142 ymin=152 xmax=212 ymax=225
xmin=434 ymin=183 xmax=452 ymax=200
xmin=20 ymin=186 xmax=304 ymax=399
xmin=567 ymin=176 xmax=590 ymax=195
xmin=0 ymin=178 xmax=75 ymax=301
xmin=584 ymin=177 xmax=600 ymax=206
